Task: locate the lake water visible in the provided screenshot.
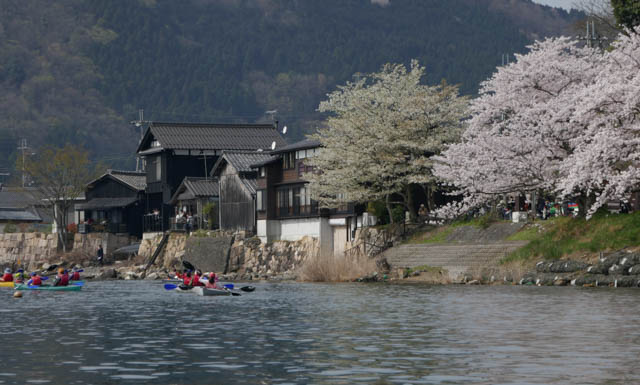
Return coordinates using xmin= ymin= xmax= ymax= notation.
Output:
xmin=1 ymin=281 xmax=639 ymax=384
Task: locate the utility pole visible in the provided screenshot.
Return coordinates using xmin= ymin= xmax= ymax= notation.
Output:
xmin=578 ymin=19 xmax=608 ymax=49
xmin=18 ymin=139 xmax=27 ymax=188
xmin=130 ymin=109 xmax=146 ymax=172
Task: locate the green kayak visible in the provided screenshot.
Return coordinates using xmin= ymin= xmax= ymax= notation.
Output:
xmin=15 ymin=284 xmax=82 ymax=291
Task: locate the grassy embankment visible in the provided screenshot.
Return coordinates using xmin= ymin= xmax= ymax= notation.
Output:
xmin=408 ymin=211 xmax=640 ymax=263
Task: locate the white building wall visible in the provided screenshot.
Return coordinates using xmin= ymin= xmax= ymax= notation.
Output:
xmin=279 ymin=217 xmax=321 ymax=241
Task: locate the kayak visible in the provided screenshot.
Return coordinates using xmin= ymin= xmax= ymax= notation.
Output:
xmin=193 ymin=287 xmax=231 ymax=296
xmin=0 ymin=281 xmax=14 ymax=288
xmin=15 ymin=284 xmax=82 ymax=291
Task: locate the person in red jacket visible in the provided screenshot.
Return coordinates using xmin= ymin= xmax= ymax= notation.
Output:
xmin=53 ymin=268 xmax=69 ymax=286
xmin=182 ymin=270 xmax=192 ymax=286
xmin=70 ymin=267 xmax=81 ymax=281
xmin=27 ymin=272 xmax=42 ymax=286
xmin=1 ymin=268 xmax=12 ymax=282
xmin=205 ymin=272 xmax=220 ymax=289
xmin=192 ymin=270 xmax=205 ymax=287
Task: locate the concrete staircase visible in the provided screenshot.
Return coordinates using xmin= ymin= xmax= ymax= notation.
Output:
xmin=383 ymin=241 xmax=528 ymax=279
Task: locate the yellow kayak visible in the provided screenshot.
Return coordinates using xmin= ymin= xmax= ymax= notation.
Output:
xmin=0 ymin=281 xmax=15 ymax=288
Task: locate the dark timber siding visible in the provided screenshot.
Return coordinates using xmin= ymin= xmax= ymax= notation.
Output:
xmin=219 ymin=164 xmax=255 ymax=233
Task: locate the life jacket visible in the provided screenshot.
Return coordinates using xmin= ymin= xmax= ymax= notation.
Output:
xmin=30 ymin=276 xmax=42 ymax=286
xmin=57 ymin=273 xmax=69 ymax=286
xmin=14 ymin=273 xmax=24 ymax=283
xmin=183 ymin=276 xmax=191 ymax=286
xmin=175 ymin=272 xmax=183 ymax=279
xmin=70 ymin=272 xmax=81 ymax=281
xmin=1 ymin=273 xmax=12 ymax=282
xmin=192 ymin=274 xmax=204 ymax=287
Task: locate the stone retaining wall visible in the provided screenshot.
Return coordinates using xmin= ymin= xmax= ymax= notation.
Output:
xmin=0 ymin=232 xmax=58 ymax=269
xmin=72 ymin=233 xmax=137 ymax=261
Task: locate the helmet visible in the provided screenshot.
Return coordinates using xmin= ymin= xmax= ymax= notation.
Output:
xmin=30 ymin=272 xmax=36 ymax=277
xmin=17 ymin=269 xmax=23 ymax=273
xmin=72 ymin=267 xmax=78 ymax=271
xmin=4 ymin=268 xmax=10 ymax=273
xmin=58 ymin=268 xmax=64 ymax=274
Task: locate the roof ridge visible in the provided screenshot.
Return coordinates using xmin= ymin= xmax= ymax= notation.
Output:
xmin=150 ymin=122 xmax=276 ymax=128
xmin=108 ymin=169 xmax=145 ymax=175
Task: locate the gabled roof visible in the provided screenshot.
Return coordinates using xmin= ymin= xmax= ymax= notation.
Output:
xmin=272 ymin=138 xmax=321 ymax=154
xmin=0 ymin=207 xmax=41 ymax=222
xmin=87 ymin=169 xmax=146 ymax=192
xmin=169 ymin=177 xmax=219 ymax=205
xmin=136 ymin=122 xmax=287 ymax=153
xmin=109 ymin=170 xmax=146 ymax=191
xmin=210 ymin=151 xmax=273 ymax=196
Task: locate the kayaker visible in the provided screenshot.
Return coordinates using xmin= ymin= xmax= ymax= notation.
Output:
xmin=27 ymin=272 xmax=42 ymax=286
xmin=14 ymin=269 xmax=25 ymax=283
xmin=192 ymin=270 xmax=205 ymax=287
xmin=53 ymin=268 xmax=69 ymax=286
xmin=183 ymin=270 xmax=192 ymax=286
xmin=0 ymin=268 xmax=12 ymax=282
xmin=70 ymin=267 xmax=81 ymax=281
xmin=172 ymin=268 xmax=183 ymax=280
xmin=205 ymin=272 xmax=219 ymax=289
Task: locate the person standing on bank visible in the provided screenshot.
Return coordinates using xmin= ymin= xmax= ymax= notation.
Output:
xmin=97 ymin=244 xmax=104 ymax=266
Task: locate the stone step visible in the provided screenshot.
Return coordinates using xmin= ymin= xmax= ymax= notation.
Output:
xmin=383 ymin=241 xmax=528 ymax=279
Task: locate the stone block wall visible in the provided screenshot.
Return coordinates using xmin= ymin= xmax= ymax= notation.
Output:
xmin=72 ymin=233 xmax=138 ymax=261
xmin=0 ymin=232 xmax=58 ymax=269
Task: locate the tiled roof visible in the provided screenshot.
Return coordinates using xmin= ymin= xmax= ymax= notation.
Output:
xmin=0 ymin=190 xmax=43 ymax=208
xmin=249 ymin=155 xmax=281 ymax=168
xmin=272 ymin=139 xmax=321 ymax=154
xmin=109 ymin=170 xmax=146 ymax=191
xmin=76 ymin=197 xmax=139 ymax=210
xmin=0 ymin=208 xmax=41 ymax=222
xmin=182 ymin=177 xmax=219 ymax=197
xmin=222 ymin=151 xmax=277 ymax=173
xmin=138 ymin=122 xmax=287 ymax=152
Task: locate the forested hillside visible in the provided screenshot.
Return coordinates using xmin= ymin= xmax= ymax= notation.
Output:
xmin=0 ymin=0 xmax=582 ymax=176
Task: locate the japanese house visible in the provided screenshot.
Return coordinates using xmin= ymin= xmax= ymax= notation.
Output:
xmin=251 ymin=139 xmax=364 ymax=256
xmin=76 ymin=170 xmax=146 ymax=238
xmin=136 ymin=122 xmax=287 ymax=232
xmin=168 ymin=177 xmax=219 ymax=231
xmin=0 ymin=188 xmax=53 ymax=233
xmin=210 ymin=151 xmax=276 ymax=233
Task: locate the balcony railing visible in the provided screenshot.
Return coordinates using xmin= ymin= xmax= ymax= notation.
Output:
xmin=277 ymin=202 xmax=319 ymax=218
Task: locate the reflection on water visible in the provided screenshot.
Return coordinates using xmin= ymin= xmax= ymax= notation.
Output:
xmin=1 ymin=281 xmax=639 ymax=384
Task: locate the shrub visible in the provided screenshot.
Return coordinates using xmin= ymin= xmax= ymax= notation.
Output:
xmin=67 ymin=223 xmax=78 ymax=234
xmin=367 ymin=200 xmax=389 ymax=224
xmin=3 ymin=223 xmax=17 ymax=233
xmin=391 ymin=205 xmax=405 ymax=223
xmin=202 ymin=202 xmax=217 ymax=229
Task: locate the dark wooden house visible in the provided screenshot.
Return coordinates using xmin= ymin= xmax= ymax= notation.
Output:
xmin=76 ymin=170 xmax=146 ymax=238
xmin=169 ymin=177 xmax=219 ymax=231
xmin=136 ymin=122 xmax=286 ymax=232
xmin=210 ymin=151 xmax=276 ymax=233
xmin=252 ymin=139 xmax=363 ymax=256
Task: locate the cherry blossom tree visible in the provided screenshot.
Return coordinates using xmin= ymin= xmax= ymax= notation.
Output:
xmin=434 ymin=37 xmax=601 ymax=217
xmin=305 ymin=60 xmax=468 ymax=222
xmin=560 ymin=28 xmax=640 ymax=217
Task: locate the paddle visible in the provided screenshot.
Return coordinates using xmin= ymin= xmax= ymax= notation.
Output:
xmin=164 ymin=283 xmax=178 ymax=290
xmin=182 ymin=260 xmax=196 ymax=272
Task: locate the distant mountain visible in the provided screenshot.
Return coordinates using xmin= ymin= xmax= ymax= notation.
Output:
xmin=0 ymin=0 xmax=583 ymax=178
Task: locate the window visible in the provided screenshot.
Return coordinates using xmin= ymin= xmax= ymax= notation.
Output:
xmin=151 ymin=140 xmax=161 ymax=148
xmin=282 ymin=152 xmax=295 ymax=169
xmin=155 ymin=157 xmax=161 ymax=181
xmin=257 ymin=190 xmax=266 ymax=211
xmin=148 ymin=156 xmax=161 ymax=182
xmin=276 ymin=185 xmax=317 ymax=217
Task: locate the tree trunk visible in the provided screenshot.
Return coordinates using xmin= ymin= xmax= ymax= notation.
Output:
xmin=406 ymin=185 xmax=417 ymax=222
xmin=386 ymin=194 xmax=394 ymax=224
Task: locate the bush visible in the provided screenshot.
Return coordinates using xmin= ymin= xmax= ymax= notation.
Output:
xmin=67 ymin=223 xmax=78 ymax=234
xmin=3 ymin=223 xmax=17 ymax=233
xmin=202 ymin=202 xmax=217 ymax=229
xmin=391 ymin=205 xmax=405 ymax=223
xmin=367 ymin=200 xmax=389 ymax=224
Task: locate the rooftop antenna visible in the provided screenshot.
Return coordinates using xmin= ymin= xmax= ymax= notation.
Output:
xmin=266 ymin=109 xmax=277 ymax=122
